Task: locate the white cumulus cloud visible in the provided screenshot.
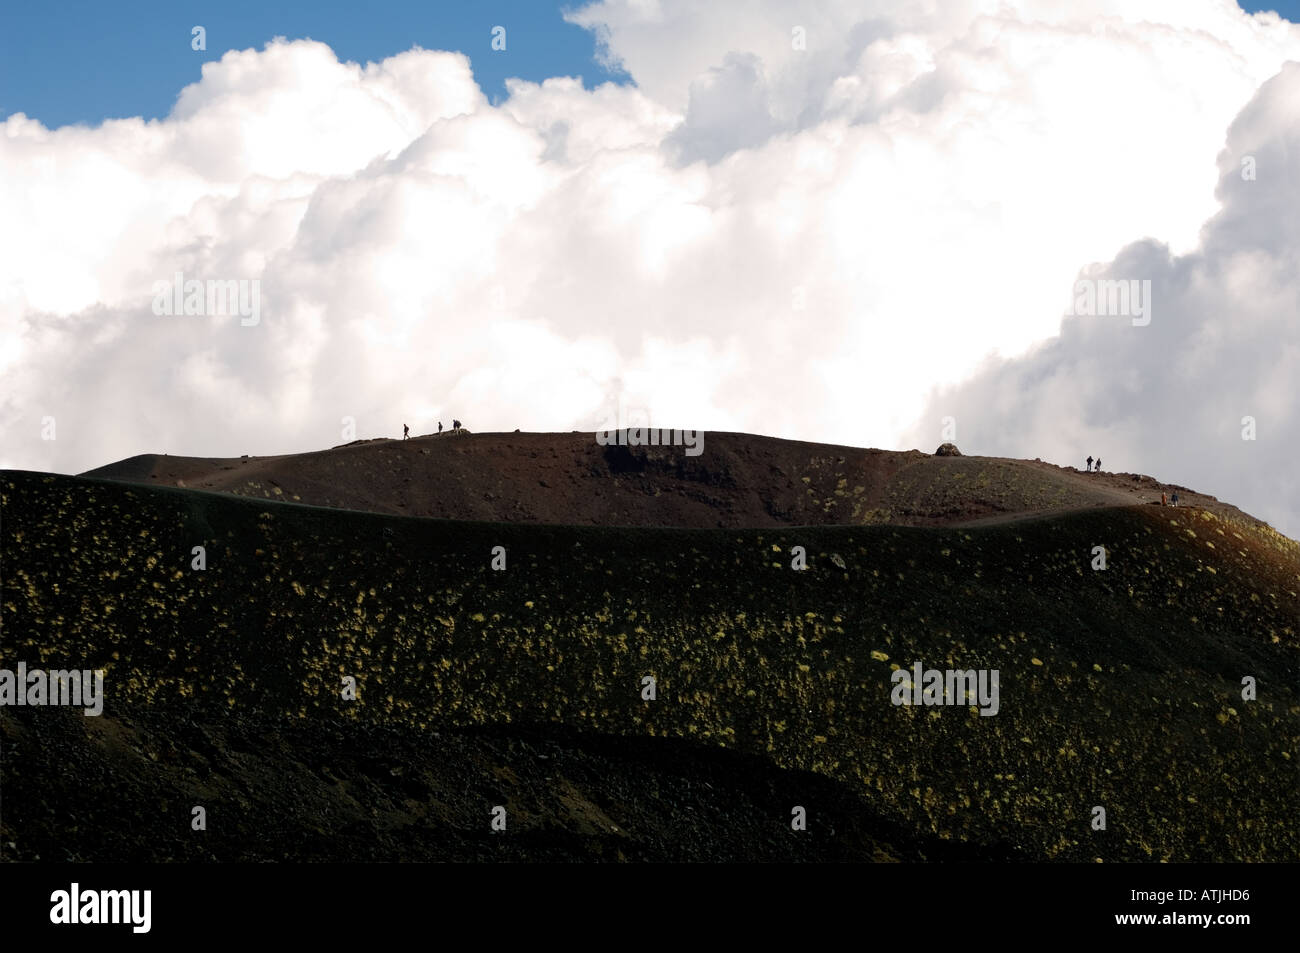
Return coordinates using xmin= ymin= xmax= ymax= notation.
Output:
xmin=1 ymin=1 xmax=1297 ymax=534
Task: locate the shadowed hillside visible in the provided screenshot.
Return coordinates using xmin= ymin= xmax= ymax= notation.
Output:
xmin=3 ymin=468 xmax=1296 ymax=861
xmin=81 ymin=431 xmax=1275 ymax=532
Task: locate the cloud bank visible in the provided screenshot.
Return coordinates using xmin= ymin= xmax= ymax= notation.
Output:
xmin=902 ymin=61 xmax=1300 ymax=536
xmin=1 ymin=1 xmax=1298 ymax=533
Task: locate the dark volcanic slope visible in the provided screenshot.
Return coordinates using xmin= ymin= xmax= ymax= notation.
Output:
xmin=81 ymin=430 xmax=1268 ymax=531
xmin=3 ymin=470 xmax=1297 ymax=862
xmin=4 ymin=715 xmax=1015 ymax=863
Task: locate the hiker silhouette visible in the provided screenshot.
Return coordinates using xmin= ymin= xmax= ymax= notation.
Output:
xmin=453 ymin=419 xmax=462 ymax=430
xmin=438 ymin=421 xmax=443 ymax=434
xmin=403 ymin=424 xmax=409 ymax=440
xmin=1095 ymin=458 xmax=1101 ymax=472
xmin=1086 ymin=456 xmax=1093 ymax=472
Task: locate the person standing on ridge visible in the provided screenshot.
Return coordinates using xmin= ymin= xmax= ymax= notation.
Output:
xmin=1095 ymin=458 xmax=1101 ymax=473
xmin=438 ymin=421 xmax=443 ymax=434
xmin=403 ymin=424 xmax=409 ymax=440
xmin=1086 ymin=455 xmax=1093 ymax=472
xmin=453 ymin=419 xmax=462 ymax=430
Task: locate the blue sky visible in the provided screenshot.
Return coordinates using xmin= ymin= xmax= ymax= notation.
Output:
xmin=1244 ymin=0 xmax=1300 ymax=14
xmin=0 ymin=0 xmax=629 ymax=128
xmin=2 ymin=1 xmax=1294 ymax=128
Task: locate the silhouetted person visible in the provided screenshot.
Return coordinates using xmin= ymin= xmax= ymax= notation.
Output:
xmin=1095 ymin=458 xmax=1101 ymax=472
xmin=438 ymin=421 xmax=443 ymax=434
xmin=1086 ymin=455 xmax=1093 ymax=472
xmin=403 ymin=424 xmax=409 ymax=440
xmin=1171 ymin=492 xmax=1179 ymax=506
xmin=453 ymin=419 xmax=461 ymax=430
